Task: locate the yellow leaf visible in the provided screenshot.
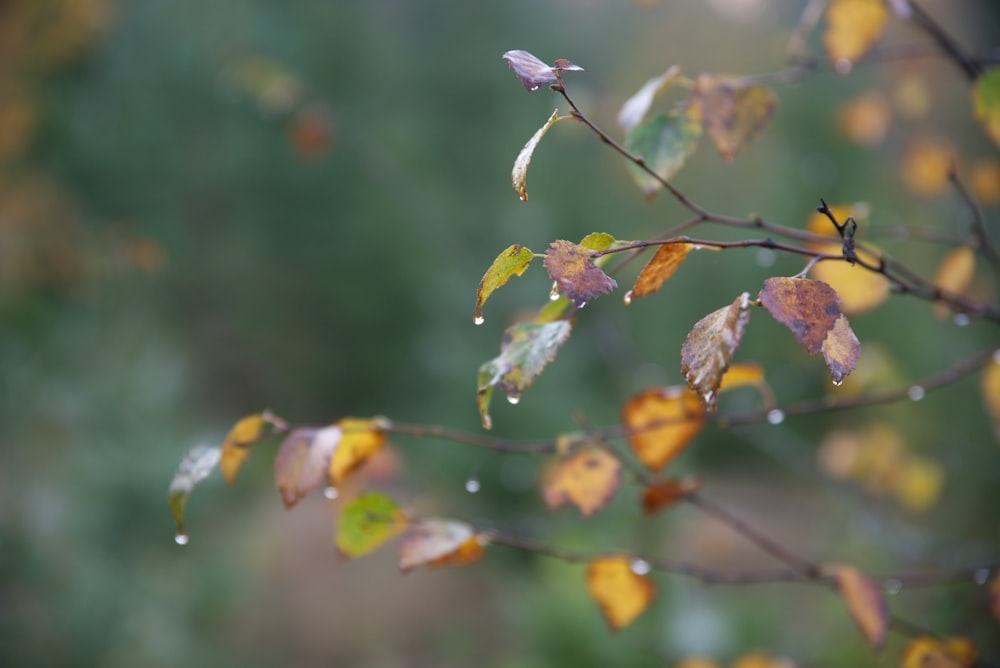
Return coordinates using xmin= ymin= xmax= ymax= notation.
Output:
xmin=692 ymin=74 xmax=777 ymax=160
xmin=717 ymin=362 xmax=765 ymax=393
xmin=808 ymin=240 xmax=890 ymax=314
xmin=586 ymin=556 xmax=656 ymax=631
xmin=933 ymin=247 xmax=976 ymax=318
xmin=474 ymin=244 xmax=535 ymax=324
xmin=827 ymin=563 xmax=889 ymax=648
xmin=894 ymin=74 xmax=931 ymax=120
xmin=629 ymin=242 xmax=692 ymax=301
xmin=675 ymin=658 xmax=721 ymax=668
xmin=823 ymin=0 xmax=889 ymax=64
xmin=892 ymin=454 xmax=944 ymax=513
xmin=623 ymin=386 xmax=705 ymax=471
xmin=542 ymin=446 xmax=622 ymax=517
xmin=838 ymin=92 xmax=891 ymax=146
xmin=900 ymin=636 xmax=977 ymax=668
xmin=220 ymin=413 xmax=277 ymax=485
xmin=982 ymin=354 xmax=1000 ymax=444
xmin=329 ymin=418 xmax=386 ymax=485
xmin=900 ymin=137 xmax=955 ymax=198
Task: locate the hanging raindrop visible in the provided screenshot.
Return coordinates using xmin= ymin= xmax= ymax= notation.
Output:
xmin=465 ymin=478 xmax=481 ymax=494
xmin=953 ymin=313 xmax=970 ymax=327
xmin=623 ymin=290 xmax=633 ymax=306
xmin=907 ymin=386 xmax=925 ymax=401
xmin=884 ymin=579 xmax=902 ymax=595
xmin=175 ymin=534 xmax=189 ymax=546
xmin=630 ymin=558 xmax=651 ymax=576
xmin=506 ymin=392 xmax=521 ymax=405
xmin=974 ymin=568 xmax=990 ymax=585
xmin=832 ymin=377 xmax=844 ymax=387
xmin=473 ymin=315 xmax=485 ymax=326
xmin=549 ymin=282 xmax=560 ymax=301
xmin=324 ymin=486 xmax=339 ymax=500
xmin=766 ymin=409 xmax=786 ymax=425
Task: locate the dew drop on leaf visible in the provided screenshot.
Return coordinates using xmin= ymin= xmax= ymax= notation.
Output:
xmin=630 ymin=558 xmax=651 ymax=576
xmin=884 ymin=579 xmax=902 ymax=595
xmin=975 ymin=568 xmax=990 ymax=585
xmin=175 ymin=533 xmax=189 ymax=546
xmin=623 ymin=290 xmax=633 ymax=306
xmin=465 ymin=478 xmax=481 ymax=494
xmin=507 ymin=392 xmax=521 ymax=405
xmin=907 ymin=386 xmax=925 ymax=401
xmin=766 ymin=409 xmax=786 ymax=425
xmin=474 ymin=315 xmax=485 ymax=326
xmin=324 ymin=486 xmax=339 ymax=500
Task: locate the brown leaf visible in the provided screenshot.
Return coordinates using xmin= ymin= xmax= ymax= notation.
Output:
xmin=641 ymin=476 xmax=701 ymax=515
xmin=681 ymin=292 xmax=751 ymax=410
xmin=759 ymin=277 xmax=842 ymax=355
xmin=629 ymin=242 xmax=691 ymax=301
xmin=692 ymin=75 xmax=777 ymax=160
xmin=274 ymin=426 xmax=341 ymax=509
xmin=502 ymin=50 xmax=582 ymax=92
xmin=901 ymin=637 xmax=977 ymax=668
xmin=821 ymin=314 xmax=861 ymax=385
xmin=399 ymin=519 xmax=488 ymax=572
xmin=586 ymin=556 xmax=656 ymax=631
xmin=827 ymin=563 xmax=889 ymax=648
xmin=623 ymin=386 xmax=705 ymax=472
xmin=544 ymin=239 xmax=617 ymax=308
xmin=823 ymin=0 xmax=889 ymax=64
xmin=542 ymin=446 xmax=622 ymax=517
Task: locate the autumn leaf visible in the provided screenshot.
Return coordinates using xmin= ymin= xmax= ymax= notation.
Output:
xmin=823 ymin=0 xmax=889 ymax=64
xmin=932 ymin=247 xmax=976 ymax=318
xmin=692 ymin=74 xmax=777 ymax=160
xmin=168 ymin=445 xmax=221 ymax=542
xmin=892 ymin=454 xmax=944 ymax=513
xmin=838 ymin=92 xmax=891 ymax=146
xmin=717 ymin=362 xmax=765 ymax=393
xmin=969 ymin=159 xmax=1000 ymax=205
xmin=822 ymin=314 xmax=861 ymax=385
xmin=827 ymin=563 xmax=889 ymax=648
xmin=542 ymin=445 xmax=622 ymax=517
xmin=641 ymin=476 xmax=701 ymax=515
xmin=399 ymin=519 xmax=488 ymax=572
xmin=477 ymin=320 xmax=572 ymax=429
xmin=624 ymin=108 xmax=702 ymax=199
xmin=681 ymin=292 xmax=751 ymax=410
xmin=900 ymin=137 xmax=955 ymax=197
xmin=618 ymin=65 xmax=683 ymax=135
xmin=474 ymin=244 xmax=535 ymax=324
xmin=901 ymin=637 xmax=977 ymax=668
xmin=274 ymin=426 xmax=342 ymax=509
xmin=623 ymin=386 xmax=705 ymax=471
xmin=544 ymin=239 xmax=617 ymax=308
xmin=629 ymin=242 xmax=691 ymax=301
xmin=502 ymin=50 xmax=582 ymax=92
xmin=973 ymin=67 xmax=1000 ymax=148
xmin=336 ymin=491 xmax=409 ymax=558
xmin=982 ymin=353 xmax=1000 ymax=444
xmin=220 ymin=411 xmax=284 ymax=485
xmin=329 ymin=418 xmax=387 ymax=485
xmin=512 ymin=109 xmax=562 ymax=202
xmin=586 ymin=556 xmax=656 ymax=631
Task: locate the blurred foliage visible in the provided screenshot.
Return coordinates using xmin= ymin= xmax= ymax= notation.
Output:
xmin=1 ymin=0 xmax=999 ymax=666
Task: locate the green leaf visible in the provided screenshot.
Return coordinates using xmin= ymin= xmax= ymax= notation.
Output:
xmin=474 ymin=244 xmax=535 ymax=325
xmin=168 ymin=445 xmax=222 ymax=543
xmin=512 ymin=109 xmax=562 ymax=202
xmin=624 ymin=109 xmax=701 ymax=199
xmin=477 ymin=320 xmax=572 ymax=429
xmin=336 ymin=491 xmax=409 ymax=558
xmin=578 ymin=232 xmax=617 ymax=253
xmin=974 ymin=67 xmax=1000 ymax=148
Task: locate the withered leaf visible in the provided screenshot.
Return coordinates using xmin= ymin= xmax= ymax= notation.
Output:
xmin=274 ymin=426 xmax=341 ymax=509
xmin=641 ymin=476 xmax=701 ymax=515
xmin=474 ymin=244 xmax=535 ymax=324
xmin=336 ymin=492 xmax=408 ymax=559
xmin=827 ymin=563 xmax=889 ymax=648
xmin=692 ymin=75 xmax=777 ymax=161
xmin=168 ymin=445 xmax=222 ymax=541
xmin=502 ymin=50 xmax=582 ymax=92
xmin=399 ymin=519 xmax=488 ymax=572
xmin=544 ymin=239 xmax=617 ymax=308
xmin=624 ymin=108 xmax=702 ymax=199
xmin=759 ymin=277 xmax=842 ymax=355
xmin=823 ymin=0 xmax=889 ymax=64
xmin=512 ymin=109 xmax=561 ymax=202
xmin=630 ymin=242 xmax=691 ymax=300
xmin=542 ymin=445 xmax=622 ymax=517
xmin=587 ymin=556 xmax=656 ymax=631
xmin=618 ymin=65 xmax=683 ymax=135
xmin=821 ymin=314 xmax=861 ymax=384
xmin=623 ymin=386 xmax=705 ymax=471
xmin=681 ymin=292 xmax=751 ymax=410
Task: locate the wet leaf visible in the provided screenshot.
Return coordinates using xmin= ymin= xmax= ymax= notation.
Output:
xmin=641 ymin=476 xmax=701 ymax=515
xmin=900 ymin=137 xmax=955 ymax=197
xmin=274 ymin=426 xmax=342 ymax=509
xmin=624 ymin=108 xmax=702 ymax=199
xmin=973 ymin=67 xmax=1000 ymax=148
xmin=618 ymin=65 xmax=683 ymax=135
xmin=623 ymin=386 xmax=705 ymax=471
xmin=933 ymin=247 xmax=976 ymax=318
xmin=586 ymin=556 xmax=656 ymax=631
xmin=512 ymin=109 xmax=562 ymax=202
xmin=168 ymin=445 xmax=222 ymax=540
xmin=336 ymin=491 xmax=409 ymax=558
xmin=838 ymin=92 xmax=892 ymax=146
xmin=822 ymin=314 xmax=861 ymax=384
xmin=692 ymin=75 xmax=777 ymax=160
xmin=477 ymin=320 xmax=572 ymax=429
xmin=827 ymin=563 xmax=889 ymax=648
xmin=542 ymin=445 xmax=622 ymax=517
xmin=329 ymin=418 xmax=386 ymax=485
xmin=982 ymin=354 xmax=1000 ymax=444
xmin=823 ymin=0 xmax=889 ymax=64
xmin=544 ymin=239 xmax=617 ymax=308
xmin=681 ymin=292 xmax=751 ymax=410
xmin=759 ymin=277 xmax=839 ymax=355
xmin=630 ymin=242 xmax=691 ymax=300
xmin=502 ymin=50 xmax=582 ymax=92
xmin=399 ymin=519 xmax=488 ymax=572
xmin=220 ymin=412 xmax=285 ymax=485
xmin=474 ymin=244 xmax=535 ymax=324
xmin=901 ymin=637 xmax=977 ymax=668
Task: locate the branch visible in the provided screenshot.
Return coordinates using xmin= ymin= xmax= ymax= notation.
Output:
xmin=906 ymin=1 xmax=984 ymax=80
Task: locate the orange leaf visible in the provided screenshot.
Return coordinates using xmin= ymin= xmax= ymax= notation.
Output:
xmin=718 ymin=362 xmax=765 ymax=393
xmin=399 ymin=519 xmax=488 ymax=572
xmin=759 ymin=277 xmax=842 ymax=355
xmin=586 ymin=556 xmax=656 ymax=631
xmin=983 ymin=354 xmax=1000 ymax=444
xmin=900 ymin=137 xmax=955 ymax=198
xmin=823 ymin=0 xmax=889 ymax=64
xmin=901 ymin=637 xmax=977 ymax=668
xmin=623 ymin=386 xmax=705 ymax=471
xmin=969 ymin=158 xmax=1000 ymax=205
xmin=838 ymin=91 xmax=891 ymax=146
xmin=827 ymin=563 xmax=889 ymax=648
xmin=676 ymin=658 xmax=721 ymax=668
xmin=681 ymin=292 xmax=751 ymax=410
xmin=329 ymin=418 xmax=386 ymax=485
xmin=542 ymin=446 xmax=622 ymax=517
xmin=629 ymin=242 xmax=691 ymax=300
xmin=544 ymin=239 xmax=617 ymax=308
xmin=274 ymin=426 xmax=341 ymax=509
xmin=220 ymin=413 xmax=275 ymax=485
xmin=933 ymin=247 xmax=976 ymax=318
xmin=692 ymin=74 xmax=777 ymax=160
xmin=641 ymin=476 xmax=701 ymax=515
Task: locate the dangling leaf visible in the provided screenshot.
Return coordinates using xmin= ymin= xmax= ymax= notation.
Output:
xmin=477 ymin=320 xmax=572 ymax=429
xmin=336 ymin=491 xmax=409 ymax=559
xmin=759 ymin=277 xmax=842 ymax=355
xmin=586 ymin=556 xmax=656 ymax=631
xmin=542 ymin=445 xmax=622 ymax=517
xmin=168 ymin=445 xmax=222 ymax=540
xmin=623 ymin=386 xmax=705 ymax=471
xmin=900 ymin=637 xmax=977 ymax=668
xmin=329 ymin=418 xmax=386 ymax=485
xmin=681 ymin=292 xmax=751 ymax=410
xmin=630 ymin=242 xmax=692 ymax=300
xmin=502 ymin=50 xmax=582 ymax=92
xmin=982 ymin=354 xmax=1000 ymax=444
xmin=932 ymin=247 xmax=976 ymax=318
xmin=826 ymin=563 xmax=889 ymax=648
xmin=624 ymin=108 xmax=702 ymax=199
xmin=973 ymin=67 xmax=1000 ymax=148
xmin=220 ymin=411 xmax=284 ymax=485
xmin=641 ymin=476 xmax=701 ymax=515
xmin=474 ymin=244 xmax=535 ymax=324
xmin=821 ymin=314 xmax=861 ymax=385
xmin=399 ymin=519 xmax=488 ymax=572
xmin=692 ymin=75 xmax=777 ymax=160
xmin=274 ymin=426 xmax=342 ymax=509
xmin=823 ymin=0 xmax=889 ymax=64
xmin=618 ymin=65 xmax=683 ymax=135
xmin=512 ymin=109 xmax=562 ymax=202
xmin=544 ymin=239 xmax=617 ymax=308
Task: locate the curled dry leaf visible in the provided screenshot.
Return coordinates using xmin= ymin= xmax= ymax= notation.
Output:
xmin=512 ymin=109 xmax=561 ymax=202
xmin=630 ymin=242 xmax=691 ymax=300
xmin=502 ymin=50 xmax=582 ymax=92
xmin=336 ymin=491 xmax=409 ymax=559
xmin=542 ymin=445 xmax=622 ymax=517
xmin=982 ymin=353 xmax=1000 ymax=444
xmin=823 ymin=0 xmax=889 ymax=64
xmin=399 ymin=519 xmax=487 ymax=572
xmin=474 ymin=244 xmax=535 ymax=324
xmin=641 ymin=476 xmax=701 ymax=515
xmin=681 ymin=292 xmax=751 ymax=410
xmin=932 ymin=246 xmax=976 ymax=318
xmin=826 ymin=563 xmax=889 ymax=648
xmin=168 ymin=445 xmax=222 ymax=539
xmin=586 ymin=556 xmax=656 ymax=631
xmin=618 ymin=65 xmax=683 ymax=135
xmin=973 ymin=67 xmax=1000 ymax=148
xmin=623 ymin=386 xmax=705 ymax=471
xmin=624 ymin=108 xmax=702 ymax=199
xmin=544 ymin=239 xmax=617 ymax=308
xmin=900 ymin=637 xmax=977 ymax=668
xmin=692 ymin=74 xmax=777 ymax=161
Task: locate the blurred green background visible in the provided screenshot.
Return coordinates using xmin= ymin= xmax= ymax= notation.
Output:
xmin=1 ymin=1 xmax=999 ymax=666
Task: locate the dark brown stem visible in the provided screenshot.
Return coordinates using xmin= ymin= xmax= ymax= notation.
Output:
xmin=907 ymin=1 xmax=984 ymax=80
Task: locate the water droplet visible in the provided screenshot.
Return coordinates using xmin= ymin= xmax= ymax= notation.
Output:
xmin=473 ymin=315 xmax=485 ymax=326
xmin=630 ymin=558 xmax=651 ymax=576
xmin=482 ymin=415 xmax=493 ymax=430
xmin=702 ymin=390 xmax=716 ymax=406
xmin=506 ymin=392 xmax=521 ymax=405
xmin=324 ymin=486 xmax=339 ymax=500
xmin=834 ymin=58 xmax=853 ymax=74
xmin=756 ymin=248 xmax=777 ymax=268
xmin=766 ymin=409 xmax=785 ymax=425
xmin=465 ymin=478 xmax=481 ymax=494
xmin=577 ymin=301 xmax=587 ymax=309
xmin=953 ymin=313 xmax=970 ymax=327
xmin=832 ymin=377 xmax=844 ymax=387
xmin=175 ymin=533 xmax=189 ymax=546
xmin=549 ymin=282 xmax=560 ymax=301
xmin=974 ymin=568 xmax=990 ymax=585
xmin=907 ymin=385 xmax=925 ymax=401
xmin=623 ymin=290 xmax=633 ymax=306
xmin=884 ymin=578 xmax=902 ymax=595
